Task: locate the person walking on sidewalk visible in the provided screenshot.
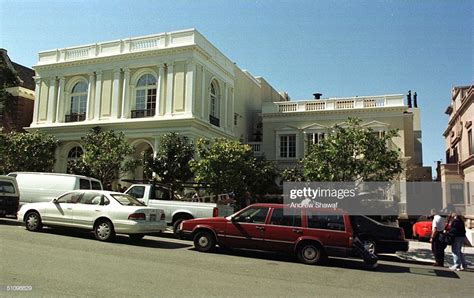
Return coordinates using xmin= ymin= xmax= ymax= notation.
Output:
xmin=430 ymin=208 xmax=446 ymax=267
xmin=447 ymin=213 xmax=468 ymax=271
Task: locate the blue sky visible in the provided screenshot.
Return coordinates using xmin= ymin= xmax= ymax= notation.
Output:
xmin=1 ymin=0 xmax=472 ymax=173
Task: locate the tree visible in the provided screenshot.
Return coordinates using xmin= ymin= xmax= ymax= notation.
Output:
xmin=69 ymin=127 xmax=139 ymax=186
xmin=150 ymin=132 xmax=194 ymax=190
xmin=0 ymin=55 xmax=20 ymax=126
xmin=190 ymin=138 xmax=278 ymax=201
xmin=302 ymin=118 xmax=402 ymax=182
xmin=0 ymin=131 xmax=59 ymax=174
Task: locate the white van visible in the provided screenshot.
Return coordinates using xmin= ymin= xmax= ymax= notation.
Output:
xmin=7 ymin=172 xmax=103 ymax=205
xmin=0 ymin=175 xmax=20 ymax=217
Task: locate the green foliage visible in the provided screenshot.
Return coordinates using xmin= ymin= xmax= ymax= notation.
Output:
xmin=190 ymin=138 xmax=278 ymax=197
xmin=150 ymin=132 xmax=194 ymax=189
xmin=281 ymin=166 xmax=305 ymax=182
xmin=302 ymin=118 xmax=402 ymax=182
xmin=0 ymin=131 xmax=59 ymax=174
xmin=69 ymin=127 xmax=138 ymax=185
xmin=0 ymin=56 xmax=20 ymax=115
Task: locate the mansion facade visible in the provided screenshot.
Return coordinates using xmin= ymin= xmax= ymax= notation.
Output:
xmin=29 ymin=29 xmax=431 ymax=208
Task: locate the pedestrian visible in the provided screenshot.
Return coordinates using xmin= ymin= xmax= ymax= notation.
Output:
xmin=447 ymin=213 xmax=468 ymax=271
xmin=429 ymin=208 xmax=446 ymax=267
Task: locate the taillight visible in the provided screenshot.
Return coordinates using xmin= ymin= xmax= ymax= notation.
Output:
xmin=212 ymin=207 xmax=218 ymax=217
xmin=128 ymin=213 xmax=146 ymax=220
xmin=160 ymin=213 xmax=165 ymax=220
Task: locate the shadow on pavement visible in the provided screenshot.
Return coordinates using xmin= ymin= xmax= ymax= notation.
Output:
xmin=0 ymin=218 xmax=22 ymax=226
xmin=192 ymin=247 xmax=461 ymax=278
xmin=38 ymin=227 xmax=192 ymax=249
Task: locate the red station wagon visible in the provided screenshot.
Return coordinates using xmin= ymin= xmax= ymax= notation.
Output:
xmin=179 ymin=203 xmax=371 ymax=265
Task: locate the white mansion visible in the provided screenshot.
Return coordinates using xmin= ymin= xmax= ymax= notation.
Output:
xmin=29 ymin=29 xmax=430 ymax=197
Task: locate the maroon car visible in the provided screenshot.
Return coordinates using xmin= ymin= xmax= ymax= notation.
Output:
xmin=179 ymin=203 xmax=369 ymax=265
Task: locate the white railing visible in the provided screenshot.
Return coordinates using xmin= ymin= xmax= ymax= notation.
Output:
xmin=264 ymin=95 xmax=405 ymax=114
xmin=248 ymin=142 xmax=263 ymax=156
xmin=65 ymin=47 xmax=89 ymax=60
xmin=130 ymin=38 xmax=160 ymax=51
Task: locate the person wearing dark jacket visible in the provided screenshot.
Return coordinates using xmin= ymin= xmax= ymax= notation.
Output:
xmin=447 ymin=213 xmax=467 ymax=271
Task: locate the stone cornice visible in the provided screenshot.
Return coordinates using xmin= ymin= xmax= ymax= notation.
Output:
xmin=262 ymin=106 xmax=408 ymax=119
xmin=5 ymin=86 xmax=35 ymax=100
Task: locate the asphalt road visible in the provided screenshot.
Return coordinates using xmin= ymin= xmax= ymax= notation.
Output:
xmin=1 ymin=218 xmax=473 ymax=297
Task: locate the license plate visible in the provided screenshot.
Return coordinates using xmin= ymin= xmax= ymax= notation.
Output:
xmin=149 ymin=214 xmax=156 ymax=221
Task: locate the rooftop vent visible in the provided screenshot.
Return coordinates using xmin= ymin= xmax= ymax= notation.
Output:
xmin=313 ymin=93 xmax=322 ymax=100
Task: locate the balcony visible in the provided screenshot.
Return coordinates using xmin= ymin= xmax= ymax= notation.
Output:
xmin=65 ymin=113 xmax=86 ymax=123
xmin=209 ymin=115 xmax=220 ymax=127
xmin=248 ymin=142 xmax=263 ymax=156
xmin=262 ymin=94 xmax=405 ymax=114
xmin=131 ymin=109 xmax=155 ymax=118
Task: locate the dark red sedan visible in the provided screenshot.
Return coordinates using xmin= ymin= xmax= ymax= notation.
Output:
xmin=178 ymin=203 xmax=362 ymax=265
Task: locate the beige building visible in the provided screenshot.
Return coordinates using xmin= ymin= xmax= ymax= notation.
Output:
xmin=440 ymin=85 xmax=473 ymax=240
xmin=29 ymin=29 xmax=284 ymax=177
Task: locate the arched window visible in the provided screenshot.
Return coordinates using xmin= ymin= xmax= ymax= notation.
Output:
xmin=209 ymin=80 xmax=220 ymax=127
xmin=66 ymin=82 xmax=88 ymax=122
xmin=67 ymin=146 xmax=83 ymax=161
xmin=132 ymin=74 xmax=157 ymax=118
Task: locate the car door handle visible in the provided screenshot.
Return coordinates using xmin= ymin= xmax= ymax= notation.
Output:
xmin=256 ymin=226 xmax=265 ymax=231
xmin=292 ymin=229 xmax=303 ymax=234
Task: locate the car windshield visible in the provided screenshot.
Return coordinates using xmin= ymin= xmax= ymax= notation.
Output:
xmin=111 ymin=194 xmax=146 ymax=206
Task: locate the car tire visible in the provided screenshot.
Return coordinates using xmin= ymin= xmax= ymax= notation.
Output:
xmin=193 ymin=231 xmax=216 ymax=252
xmin=129 ymin=234 xmax=145 ymax=241
xmin=362 ymin=239 xmax=377 ymax=255
xmin=297 ymin=243 xmax=325 ymax=265
xmin=94 ymin=219 xmax=115 ymax=242
xmin=25 ymin=211 xmax=43 ymax=232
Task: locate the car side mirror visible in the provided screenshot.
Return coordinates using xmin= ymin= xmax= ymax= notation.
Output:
xmin=245 ymin=216 xmax=253 ymax=223
xmin=53 ymin=199 xmax=59 ymax=204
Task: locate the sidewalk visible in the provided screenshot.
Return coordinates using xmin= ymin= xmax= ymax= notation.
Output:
xmin=391 ymin=240 xmax=474 ymax=266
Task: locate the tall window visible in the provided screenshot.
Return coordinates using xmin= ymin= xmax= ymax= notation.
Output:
xmin=280 ymin=134 xmax=296 ymax=158
xmin=209 ymin=80 xmax=220 ymax=127
xmin=133 ymin=74 xmax=157 ymax=118
xmin=307 ymin=132 xmax=325 ymax=145
xmin=67 ymin=82 xmax=88 ymax=122
xmin=469 ymin=129 xmax=473 ymax=156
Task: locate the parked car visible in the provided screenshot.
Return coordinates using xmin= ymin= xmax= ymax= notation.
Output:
xmin=0 ymin=175 xmax=20 ymax=218
xmin=8 ymin=172 xmax=103 ymax=206
xmin=350 ymin=215 xmax=409 ymax=254
xmin=412 ymin=216 xmax=433 ymax=241
xmin=125 ymin=183 xmax=234 ymax=233
xmin=178 ymin=203 xmax=384 ymax=266
xmin=17 ymin=190 xmax=166 ymax=241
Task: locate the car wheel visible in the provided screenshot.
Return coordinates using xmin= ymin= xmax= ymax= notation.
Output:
xmin=129 ymin=234 xmax=145 ymax=241
xmin=297 ymin=243 xmax=324 ymax=265
xmin=362 ymin=239 xmax=377 ymax=255
xmin=193 ymin=231 xmax=216 ymax=252
xmin=25 ymin=211 xmax=43 ymax=232
xmin=94 ymin=219 xmax=115 ymax=242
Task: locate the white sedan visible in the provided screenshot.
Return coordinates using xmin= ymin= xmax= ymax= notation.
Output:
xmin=17 ymin=190 xmax=167 ymax=241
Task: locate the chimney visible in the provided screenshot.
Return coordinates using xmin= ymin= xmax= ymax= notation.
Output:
xmin=414 ymin=92 xmax=418 ymax=108
xmin=313 ymin=93 xmax=322 ymax=100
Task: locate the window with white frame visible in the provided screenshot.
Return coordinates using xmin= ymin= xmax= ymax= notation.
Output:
xmin=133 ymin=74 xmax=157 ymax=118
xmin=280 ymin=134 xmax=296 ymax=158
xmin=67 ymin=81 xmax=88 ymax=122
xmin=307 ymin=132 xmax=325 ymax=145
xmin=209 ymin=80 xmax=220 ymax=126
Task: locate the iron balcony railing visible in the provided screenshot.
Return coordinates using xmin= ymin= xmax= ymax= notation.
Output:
xmin=209 ymin=115 xmax=220 ymax=127
xmin=131 ymin=109 xmax=155 ymax=118
xmin=65 ymin=113 xmax=86 ymax=123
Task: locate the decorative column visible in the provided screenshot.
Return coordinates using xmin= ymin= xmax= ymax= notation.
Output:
xmin=111 ymin=69 xmax=121 ymax=118
xmin=201 ymin=68 xmax=206 ymax=120
xmin=223 ymin=84 xmax=228 ymax=129
xmin=121 ymin=68 xmax=130 ymax=118
xmin=32 ymin=77 xmax=41 ymax=124
xmin=154 ymin=66 xmax=163 ymax=118
xmin=185 ymin=61 xmax=195 ymax=115
xmin=165 ymin=63 xmax=174 ymax=115
xmin=94 ymin=72 xmax=102 ymax=120
xmin=86 ymin=73 xmax=95 ymax=120
xmin=55 ymin=77 xmax=66 ymax=123
xmin=47 ymin=78 xmax=57 ymax=123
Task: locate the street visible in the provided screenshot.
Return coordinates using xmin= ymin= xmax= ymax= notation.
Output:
xmin=1 ymin=218 xmax=473 ymax=297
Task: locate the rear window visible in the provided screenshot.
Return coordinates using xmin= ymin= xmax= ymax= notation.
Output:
xmin=0 ymin=181 xmax=16 ymax=194
xmin=79 ymin=179 xmax=91 ymax=189
xmin=127 ymin=186 xmax=145 ymax=199
xmin=112 ymin=194 xmax=146 ymax=206
xmin=91 ymin=180 xmax=102 ymax=190
xmin=307 ymin=213 xmax=345 ymax=231
xmin=269 ymin=208 xmax=302 ymax=227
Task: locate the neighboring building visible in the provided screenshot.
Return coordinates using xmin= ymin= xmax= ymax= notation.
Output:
xmin=0 ymin=49 xmax=35 ymax=133
xmin=440 ymin=85 xmax=473 ymax=241
xmin=28 ymin=29 xmax=285 ymax=178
